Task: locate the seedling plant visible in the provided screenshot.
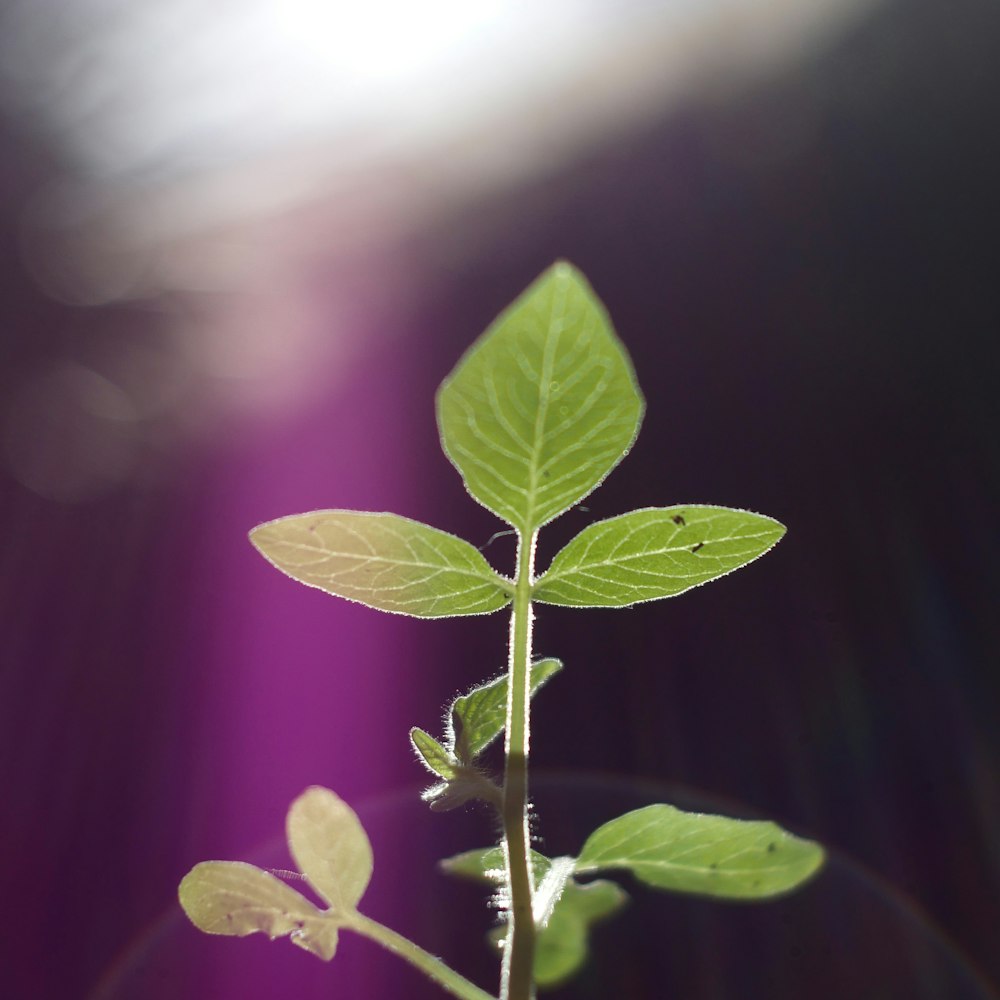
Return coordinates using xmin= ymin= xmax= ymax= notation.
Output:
xmin=179 ymin=263 xmax=824 ymax=999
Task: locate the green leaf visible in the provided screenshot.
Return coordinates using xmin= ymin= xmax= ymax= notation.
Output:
xmin=411 ymin=734 xmax=503 ymax=812
xmin=410 ymin=660 xmax=561 ymax=811
xmin=410 ymin=727 xmax=458 ymax=780
xmin=178 ymin=861 xmax=340 ymax=960
xmin=250 ymin=511 xmax=511 ymax=618
xmin=450 ymin=658 xmax=562 ymax=763
xmin=287 ymin=786 xmax=373 ymax=913
xmin=534 ymin=506 xmax=786 ymax=608
xmin=532 ymin=877 xmax=626 ymax=989
xmin=437 ymin=262 xmax=644 ymax=533
xmin=574 ymin=804 xmax=825 ymax=900
xmin=410 ymin=659 xmax=562 ymax=812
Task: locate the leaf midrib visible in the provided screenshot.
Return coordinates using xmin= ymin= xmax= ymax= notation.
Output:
xmin=523 ymin=282 xmax=567 ymax=533
xmin=272 ymin=536 xmax=510 ymax=590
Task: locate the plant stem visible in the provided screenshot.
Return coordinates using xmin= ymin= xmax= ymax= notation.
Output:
xmin=348 ymin=912 xmax=497 ymax=1000
xmin=500 ymin=529 xmax=538 ymax=1000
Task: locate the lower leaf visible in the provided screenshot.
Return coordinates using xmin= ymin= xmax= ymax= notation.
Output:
xmin=574 ymin=804 xmax=824 ymax=899
xmin=443 ymin=846 xmax=627 ymax=989
xmin=178 ymin=860 xmax=340 ymax=960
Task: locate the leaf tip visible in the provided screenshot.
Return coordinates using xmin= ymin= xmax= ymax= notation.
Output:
xmin=549 ymin=258 xmax=579 ymax=281
xmin=247 ymin=522 xmax=265 ymax=550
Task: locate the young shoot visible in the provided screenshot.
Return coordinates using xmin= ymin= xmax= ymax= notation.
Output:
xmin=179 ymin=262 xmax=824 ymax=1000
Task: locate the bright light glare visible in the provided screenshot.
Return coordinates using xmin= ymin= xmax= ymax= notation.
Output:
xmin=0 ymin=0 xmax=884 ymax=494
xmin=281 ymin=0 xmax=507 ymax=86
xmin=2 ymin=0 xmax=881 ymax=304
xmin=0 ymin=0 xmax=878 ymax=188
xmin=0 ymin=0 xmax=590 ymax=181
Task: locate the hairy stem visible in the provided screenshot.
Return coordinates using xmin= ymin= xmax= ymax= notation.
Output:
xmin=347 ymin=912 xmax=497 ymax=1000
xmin=500 ymin=530 xmax=537 ymax=1000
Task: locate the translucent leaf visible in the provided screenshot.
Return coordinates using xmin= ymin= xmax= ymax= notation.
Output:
xmin=450 ymin=658 xmax=562 ymax=763
xmin=287 ymin=786 xmax=373 ymax=912
xmin=411 ymin=660 xmax=561 ymax=811
xmin=439 ymin=845 xmax=551 ymax=885
xmin=179 ymin=789 xmax=373 ymax=964
xmin=437 ymin=262 xmax=643 ymax=533
xmin=575 ymin=804 xmax=824 ymax=899
xmin=178 ymin=861 xmax=340 ymax=960
xmin=532 ymin=856 xmax=576 ymax=928
xmin=250 ymin=511 xmax=512 ymax=618
xmin=533 ymin=506 xmax=786 ymax=608
xmin=532 ymin=878 xmax=627 ymax=989
xmin=445 ymin=848 xmax=626 ymax=990
xmin=423 ymin=772 xmax=500 ymax=813
xmin=410 ymin=727 xmax=458 ymax=780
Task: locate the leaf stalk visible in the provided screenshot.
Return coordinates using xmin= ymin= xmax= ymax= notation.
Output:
xmin=347 ymin=912 xmax=497 ymax=1000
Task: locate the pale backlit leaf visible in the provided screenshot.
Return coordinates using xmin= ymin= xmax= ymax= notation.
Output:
xmin=178 ymin=861 xmax=340 ymax=961
xmin=437 ymin=262 xmax=643 ymax=533
xmin=575 ymin=804 xmax=824 ymax=899
xmin=424 ymin=772 xmax=502 ymax=813
xmin=534 ymin=506 xmax=785 ymax=608
xmin=287 ymin=786 xmax=373 ymax=913
xmin=250 ymin=511 xmax=511 ymax=618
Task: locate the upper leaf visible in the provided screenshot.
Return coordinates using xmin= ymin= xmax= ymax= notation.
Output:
xmin=533 ymin=506 xmax=786 ymax=608
xmin=250 ymin=511 xmax=511 ymax=618
xmin=287 ymin=786 xmax=373 ymax=913
xmin=575 ymin=804 xmax=824 ymax=899
xmin=437 ymin=262 xmax=644 ymax=533
xmin=178 ymin=861 xmax=340 ymax=960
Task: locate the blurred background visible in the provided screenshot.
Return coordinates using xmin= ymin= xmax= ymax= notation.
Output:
xmin=1 ymin=0 xmax=998 ymax=997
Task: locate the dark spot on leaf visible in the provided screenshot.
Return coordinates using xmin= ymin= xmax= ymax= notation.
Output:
xmin=543 ymin=470 xmax=551 ymax=478
xmin=672 ymin=514 xmax=686 ymax=525
xmin=767 ymin=843 xmax=777 ymax=853
xmin=709 ymin=862 xmax=718 ymax=871
xmin=691 ymin=542 xmax=704 ymax=553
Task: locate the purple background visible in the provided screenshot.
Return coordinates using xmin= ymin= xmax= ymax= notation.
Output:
xmin=2 ymin=1 xmax=999 ymax=997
